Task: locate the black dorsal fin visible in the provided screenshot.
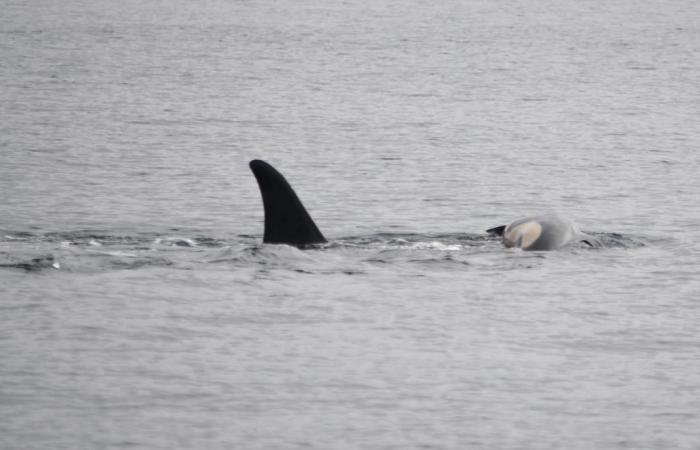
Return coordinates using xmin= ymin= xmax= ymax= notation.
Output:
xmin=486 ymin=225 xmax=506 ymax=236
xmin=249 ymin=159 xmax=326 ymax=247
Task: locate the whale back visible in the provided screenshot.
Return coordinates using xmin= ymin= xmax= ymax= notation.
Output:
xmin=488 ymin=214 xmax=585 ymax=250
xmin=249 ymin=160 xmax=326 ymax=247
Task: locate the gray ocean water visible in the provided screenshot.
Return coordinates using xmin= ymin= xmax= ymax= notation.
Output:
xmin=2 ymin=0 xmax=700 ymax=448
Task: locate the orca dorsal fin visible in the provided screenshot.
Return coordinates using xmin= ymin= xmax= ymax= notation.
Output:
xmin=249 ymin=159 xmax=326 ymax=248
xmin=486 ymin=225 xmax=506 ymax=236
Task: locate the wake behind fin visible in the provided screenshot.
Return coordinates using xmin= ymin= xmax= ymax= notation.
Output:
xmin=486 ymin=225 xmax=506 ymax=236
xmin=579 ymin=233 xmax=602 ymax=248
xmin=249 ymin=159 xmax=326 ymax=248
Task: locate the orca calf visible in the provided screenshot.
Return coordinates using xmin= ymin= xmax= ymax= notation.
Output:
xmin=486 ymin=214 xmax=600 ymax=250
xmin=249 ymin=159 xmax=597 ymax=251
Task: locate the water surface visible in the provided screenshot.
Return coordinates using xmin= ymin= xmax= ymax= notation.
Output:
xmin=2 ymin=0 xmax=700 ymax=448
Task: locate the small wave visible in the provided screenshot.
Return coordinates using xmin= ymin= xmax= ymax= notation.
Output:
xmin=0 ymin=255 xmax=60 ymax=272
xmin=1 ymin=229 xmax=230 ymax=249
xmin=108 ymin=257 xmax=173 ymax=270
xmin=2 ymin=231 xmax=35 ymax=241
xmin=332 ymin=232 xmax=486 ymax=249
xmin=154 ymin=237 xmax=198 ymax=248
xmin=586 ymin=232 xmax=646 ymax=249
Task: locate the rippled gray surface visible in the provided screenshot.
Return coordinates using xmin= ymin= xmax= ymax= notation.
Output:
xmin=2 ymin=0 xmax=700 ymax=448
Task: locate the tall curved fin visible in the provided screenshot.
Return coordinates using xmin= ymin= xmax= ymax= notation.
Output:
xmin=249 ymin=160 xmax=326 ymax=247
